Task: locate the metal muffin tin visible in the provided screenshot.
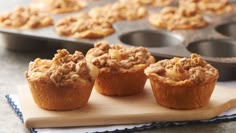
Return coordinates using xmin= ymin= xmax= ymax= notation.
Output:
xmin=1 ymin=0 xmax=236 ymax=81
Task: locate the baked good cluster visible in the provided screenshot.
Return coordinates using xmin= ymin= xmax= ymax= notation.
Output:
xmin=0 ymin=0 xmax=234 ymax=35
xmin=25 ymin=41 xmax=219 ymax=111
xmin=149 ymin=0 xmax=233 ymax=30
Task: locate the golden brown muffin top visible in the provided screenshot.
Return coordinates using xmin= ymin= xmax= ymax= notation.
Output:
xmin=86 ymin=41 xmax=155 ymax=73
xmin=31 ymin=0 xmax=86 ymax=14
xmin=179 ymin=0 xmax=233 ymax=14
xmin=89 ymin=1 xmax=147 ymax=23
xmin=26 ymin=49 xmax=98 ymax=87
xmin=0 ymin=6 xmax=53 ymax=29
xmin=149 ymin=6 xmax=208 ymax=30
xmin=55 ymin=13 xmax=114 ymax=38
xmin=145 ymin=54 xmax=219 ymax=85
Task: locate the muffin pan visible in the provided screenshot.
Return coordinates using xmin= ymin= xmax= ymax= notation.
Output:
xmin=1 ymin=0 xmax=236 ymax=81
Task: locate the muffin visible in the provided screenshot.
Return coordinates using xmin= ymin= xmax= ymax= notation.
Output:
xmin=149 ymin=6 xmax=208 ymax=30
xmin=88 ymin=1 xmax=147 ymax=23
xmin=0 ymin=6 xmax=53 ymax=29
xmin=179 ymin=0 xmax=233 ymax=15
xmin=86 ymin=41 xmax=155 ymax=96
xmin=144 ymin=54 xmax=219 ymax=109
xmin=25 ymin=49 xmax=99 ymax=111
xmin=30 ymin=0 xmax=86 ymax=14
xmin=55 ymin=13 xmax=114 ymax=39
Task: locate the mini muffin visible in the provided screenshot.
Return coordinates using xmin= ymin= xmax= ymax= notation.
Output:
xmin=30 ymin=0 xmax=86 ymax=14
xmin=149 ymin=6 xmax=208 ymax=30
xmin=145 ymin=54 xmax=219 ymax=109
xmin=55 ymin=13 xmax=114 ymax=39
xmin=0 ymin=6 xmax=53 ymax=29
xmin=25 ymin=49 xmax=99 ymax=111
xmin=179 ymin=0 xmax=233 ymax=15
xmin=120 ymin=0 xmax=173 ymax=7
xmin=86 ymin=41 xmax=155 ymax=96
xmin=89 ymin=1 xmax=147 ymax=23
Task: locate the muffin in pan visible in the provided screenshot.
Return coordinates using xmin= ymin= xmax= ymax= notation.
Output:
xmin=88 ymin=1 xmax=147 ymax=23
xmin=149 ymin=5 xmax=208 ymax=30
xmin=145 ymin=54 xmax=219 ymax=110
xmin=0 ymin=6 xmax=53 ymax=29
xmin=30 ymin=0 xmax=86 ymax=14
xmin=86 ymin=41 xmax=155 ymax=96
xmin=149 ymin=6 xmax=208 ymax=30
xmin=25 ymin=49 xmax=99 ymax=111
xmin=55 ymin=13 xmax=114 ymax=39
xmin=120 ymin=0 xmax=173 ymax=7
xmin=179 ymin=0 xmax=233 ymax=15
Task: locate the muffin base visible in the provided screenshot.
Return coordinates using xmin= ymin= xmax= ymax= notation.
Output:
xmin=95 ymin=69 xmax=147 ymax=96
xmin=150 ymin=79 xmax=217 ymax=110
xmin=26 ymin=78 xmax=93 ymax=111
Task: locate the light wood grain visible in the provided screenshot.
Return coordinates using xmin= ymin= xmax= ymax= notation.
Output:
xmin=18 ymin=81 xmax=236 ymax=128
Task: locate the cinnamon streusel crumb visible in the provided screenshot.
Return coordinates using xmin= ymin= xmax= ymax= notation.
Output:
xmin=179 ymin=0 xmax=233 ymax=15
xmin=149 ymin=6 xmax=208 ymax=30
xmin=55 ymin=13 xmax=114 ymax=38
xmin=120 ymin=0 xmax=173 ymax=6
xmin=86 ymin=41 xmax=155 ymax=72
xmin=31 ymin=0 xmax=86 ymax=14
xmin=89 ymin=1 xmax=147 ymax=23
xmin=27 ymin=49 xmax=98 ymax=87
xmin=0 ymin=6 xmax=53 ymax=29
xmin=145 ymin=54 xmax=219 ymax=84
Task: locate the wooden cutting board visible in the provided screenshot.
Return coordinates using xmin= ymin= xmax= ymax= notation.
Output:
xmin=18 ymin=81 xmax=236 ymax=128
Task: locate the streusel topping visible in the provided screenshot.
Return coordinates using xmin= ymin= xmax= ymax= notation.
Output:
xmin=145 ymin=54 xmax=219 ymax=84
xmin=120 ymin=0 xmax=173 ymax=6
xmin=27 ymin=49 xmax=98 ymax=87
xmin=31 ymin=0 xmax=86 ymax=14
xmin=179 ymin=0 xmax=233 ymax=14
xmin=0 ymin=6 xmax=53 ymax=29
xmin=89 ymin=1 xmax=147 ymax=23
xmin=88 ymin=3 xmax=121 ymax=23
xmin=55 ymin=13 xmax=114 ymax=38
xmin=86 ymin=41 xmax=155 ymax=72
xmin=149 ymin=6 xmax=208 ymax=30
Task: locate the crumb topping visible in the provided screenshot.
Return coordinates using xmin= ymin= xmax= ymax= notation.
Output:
xmin=179 ymin=0 xmax=233 ymax=14
xmin=55 ymin=1 xmax=146 ymax=38
xmin=27 ymin=49 xmax=98 ymax=87
xmin=55 ymin=13 xmax=114 ymax=38
xmin=149 ymin=6 xmax=208 ymax=30
xmin=0 ymin=6 xmax=53 ymax=29
xmin=120 ymin=0 xmax=173 ymax=6
xmin=89 ymin=1 xmax=147 ymax=23
xmin=31 ymin=0 xmax=86 ymax=14
xmin=145 ymin=54 xmax=219 ymax=84
xmin=86 ymin=41 xmax=155 ymax=72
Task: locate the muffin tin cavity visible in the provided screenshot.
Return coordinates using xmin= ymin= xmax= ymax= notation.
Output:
xmin=210 ymin=62 xmax=236 ymax=81
xmin=119 ymin=30 xmax=183 ymax=47
xmin=215 ymin=22 xmax=236 ymax=39
xmin=187 ymin=39 xmax=236 ymax=58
